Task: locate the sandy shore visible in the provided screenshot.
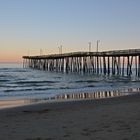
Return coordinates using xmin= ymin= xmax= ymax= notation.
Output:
xmin=0 ymin=94 xmax=140 ymax=140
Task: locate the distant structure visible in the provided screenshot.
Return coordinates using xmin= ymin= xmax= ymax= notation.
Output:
xmin=23 ymin=49 xmax=140 ymax=77
xmin=96 ymin=40 xmax=100 ymax=52
xmin=58 ymin=45 xmax=62 ymax=54
xmin=88 ymin=42 xmax=91 ymax=52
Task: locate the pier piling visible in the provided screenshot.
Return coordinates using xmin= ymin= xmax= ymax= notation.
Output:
xmin=23 ymin=49 xmax=140 ymax=77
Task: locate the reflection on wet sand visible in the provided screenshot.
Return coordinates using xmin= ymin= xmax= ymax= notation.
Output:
xmin=0 ymin=88 xmax=140 ymax=109
xmin=29 ymin=87 xmax=140 ymax=103
xmin=0 ymin=99 xmax=30 ymax=109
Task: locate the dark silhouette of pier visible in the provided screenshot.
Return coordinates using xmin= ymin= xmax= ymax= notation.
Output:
xmin=23 ymin=49 xmax=140 ymax=76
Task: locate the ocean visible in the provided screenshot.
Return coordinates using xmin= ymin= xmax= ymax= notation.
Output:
xmin=0 ymin=62 xmax=140 ymax=102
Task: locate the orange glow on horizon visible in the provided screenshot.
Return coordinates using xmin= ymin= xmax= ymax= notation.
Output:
xmin=0 ymin=51 xmax=23 ymax=62
xmin=0 ymin=58 xmax=22 ymax=63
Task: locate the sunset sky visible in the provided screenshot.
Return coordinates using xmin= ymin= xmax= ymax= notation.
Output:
xmin=0 ymin=0 xmax=140 ymax=62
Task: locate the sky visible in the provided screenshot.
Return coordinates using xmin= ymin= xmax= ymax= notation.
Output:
xmin=0 ymin=0 xmax=140 ymax=62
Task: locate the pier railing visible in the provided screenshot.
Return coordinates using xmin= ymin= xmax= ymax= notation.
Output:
xmin=23 ymin=49 xmax=140 ymax=76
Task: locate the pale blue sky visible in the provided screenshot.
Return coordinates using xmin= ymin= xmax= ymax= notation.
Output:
xmin=0 ymin=0 xmax=140 ymax=61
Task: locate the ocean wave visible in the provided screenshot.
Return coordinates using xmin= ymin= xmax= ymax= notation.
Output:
xmin=14 ymin=80 xmax=57 ymax=84
xmin=0 ymin=63 xmax=140 ymax=100
xmin=75 ymin=80 xmax=99 ymax=83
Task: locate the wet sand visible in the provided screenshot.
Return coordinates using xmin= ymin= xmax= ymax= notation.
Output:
xmin=0 ymin=93 xmax=140 ymax=140
xmin=0 ymin=99 xmax=31 ymax=109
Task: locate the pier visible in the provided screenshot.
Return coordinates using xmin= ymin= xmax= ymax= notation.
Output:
xmin=23 ymin=49 xmax=140 ymax=76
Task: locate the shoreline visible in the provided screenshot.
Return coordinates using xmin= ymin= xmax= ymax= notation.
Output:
xmin=0 ymin=88 xmax=138 ymax=110
xmin=0 ymin=93 xmax=140 ymax=140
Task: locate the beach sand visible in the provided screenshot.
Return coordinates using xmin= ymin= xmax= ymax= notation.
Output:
xmin=0 ymin=94 xmax=140 ymax=140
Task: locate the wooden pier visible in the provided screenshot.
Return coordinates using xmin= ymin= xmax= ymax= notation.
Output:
xmin=23 ymin=49 xmax=140 ymax=76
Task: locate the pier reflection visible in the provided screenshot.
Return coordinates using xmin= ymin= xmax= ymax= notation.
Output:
xmin=0 ymin=88 xmax=140 ymax=109
xmin=29 ymin=87 xmax=140 ymax=103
